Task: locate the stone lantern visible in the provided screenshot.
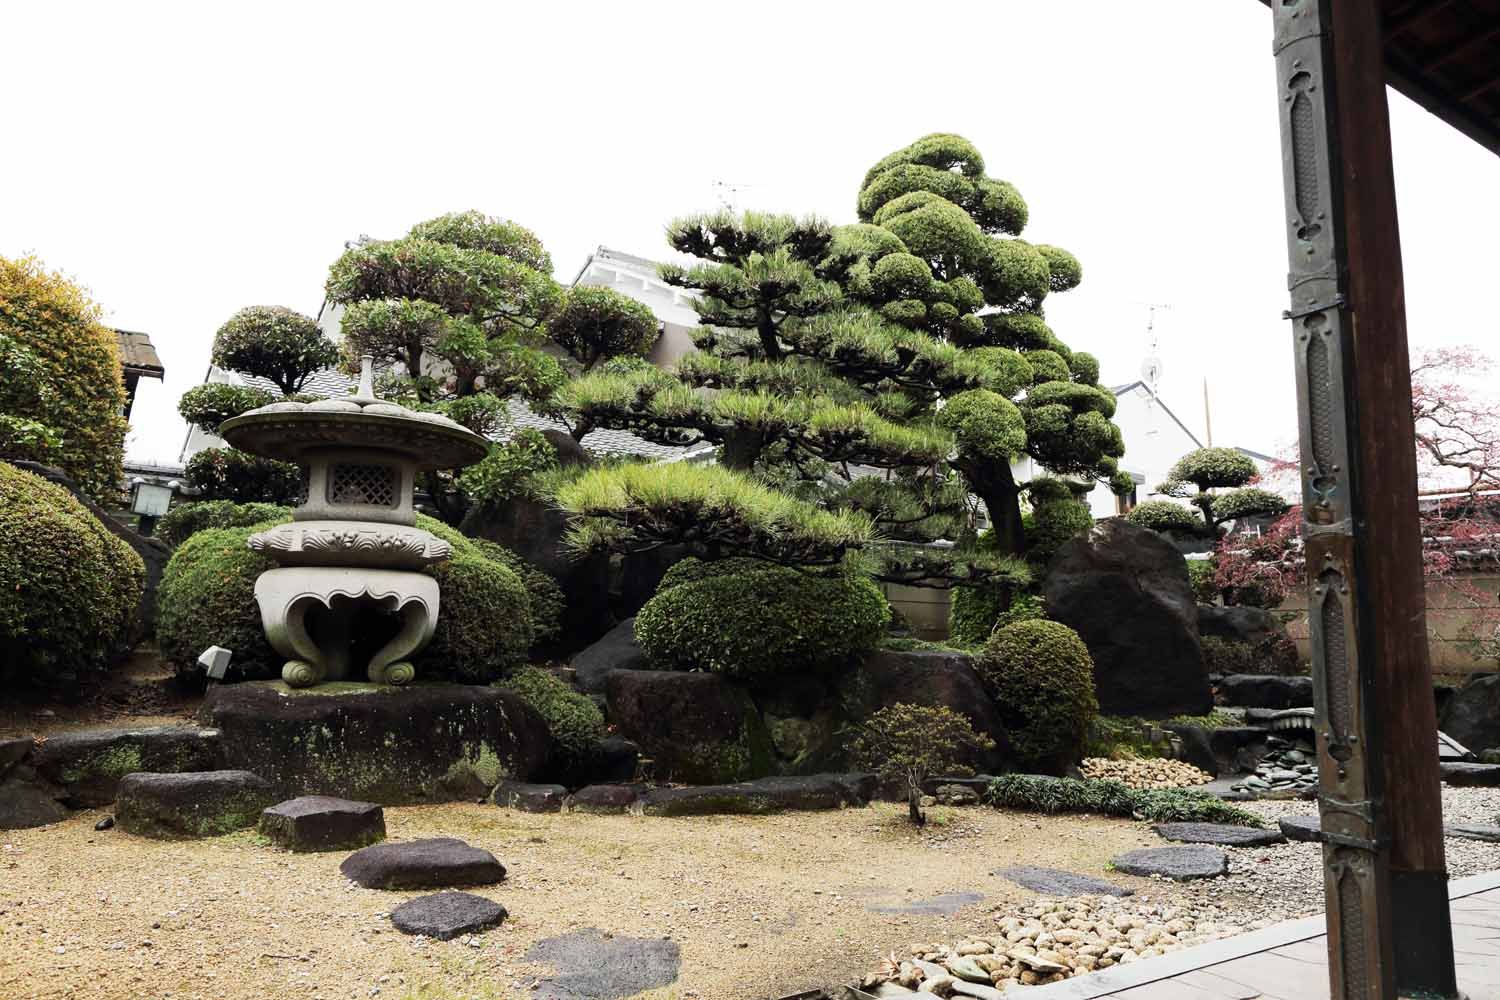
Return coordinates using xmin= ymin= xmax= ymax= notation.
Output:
xmin=218 ymin=358 xmax=488 ymax=688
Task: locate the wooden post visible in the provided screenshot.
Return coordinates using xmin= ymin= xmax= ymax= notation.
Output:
xmin=1270 ymin=1 xmax=1459 ymax=997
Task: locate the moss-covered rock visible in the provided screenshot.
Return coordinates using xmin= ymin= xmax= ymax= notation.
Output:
xmin=115 ymin=770 xmax=277 ymax=839
xmin=605 ymin=669 xmax=775 ymax=783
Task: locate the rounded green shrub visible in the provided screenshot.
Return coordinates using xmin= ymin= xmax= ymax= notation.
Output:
xmin=420 ymin=554 xmax=533 ymax=683
xmin=1200 ymin=635 xmax=1258 ymax=675
xmin=0 ymin=462 xmax=144 ymax=688
xmin=1027 ymin=482 xmax=1094 ymax=567
xmin=1126 ymin=499 xmax=1199 ymax=533
xmin=185 ymin=446 xmax=302 ymax=505
xmin=978 ymin=619 xmax=1098 ymax=771
xmin=636 ymin=557 xmax=890 ymax=678
xmin=500 ymin=666 xmax=606 ymax=760
xmin=949 ymin=584 xmax=1008 ymax=648
xmin=157 ymin=522 xmax=283 ymax=681
xmin=157 ymin=500 xmax=293 ymax=548
xmin=473 ymin=539 xmax=564 ymax=646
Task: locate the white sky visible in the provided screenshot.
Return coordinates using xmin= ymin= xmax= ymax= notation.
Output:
xmin=3 ymin=1 xmax=1497 ymax=467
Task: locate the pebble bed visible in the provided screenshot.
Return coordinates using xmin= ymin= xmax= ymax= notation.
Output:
xmin=1228 ymin=736 xmax=1318 ymax=799
xmin=861 ymin=786 xmax=1500 ymax=994
xmin=1079 ymin=758 xmax=1212 ymax=789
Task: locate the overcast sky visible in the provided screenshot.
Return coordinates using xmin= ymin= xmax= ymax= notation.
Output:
xmin=3 ymin=1 xmax=1497 ymax=467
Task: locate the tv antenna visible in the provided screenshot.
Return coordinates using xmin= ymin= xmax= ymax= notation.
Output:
xmin=1139 ymin=303 xmax=1172 ymax=398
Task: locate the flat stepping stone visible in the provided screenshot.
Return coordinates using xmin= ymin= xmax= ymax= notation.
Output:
xmin=1153 ymin=822 xmax=1286 ymax=847
xmin=492 ymin=780 xmax=567 ymax=813
xmin=567 ymin=784 xmax=640 ymax=814
xmin=526 ymin=928 xmax=680 ymax=1000
xmin=1446 ymin=823 xmax=1500 ymax=842
xmin=995 ymin=865 xmax=1133 ymax=897
xmin=1440 ymin=763 xmax=1500 ymax=787
xmin=390 ymin=891 xmax=506 ymax=940
xmin=116 ymin=770 xmax=275 ymax=839
xmin=259 ymin=796 xmax=385 ymax=852
xmin=1279 ymin=815 xmax=1323 ymax=843
xmin=1111 ymin=846 xmax=1229 ymax=881
xmin=341 ymin=837 xmax=506 ymax=889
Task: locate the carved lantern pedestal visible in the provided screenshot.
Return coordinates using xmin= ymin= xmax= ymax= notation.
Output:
xmin=219 ymin=359 xmax=488 ymax=688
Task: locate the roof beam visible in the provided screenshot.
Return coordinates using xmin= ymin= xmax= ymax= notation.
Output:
xmin=1384 ymin=0 xmax=1459 ymax=37
xmin=1423 ymin=20 xmax=1500 ymax=71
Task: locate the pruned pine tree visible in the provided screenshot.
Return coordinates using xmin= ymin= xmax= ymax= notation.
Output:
xmin=556 ymin=135 xmax=1130 ymax=585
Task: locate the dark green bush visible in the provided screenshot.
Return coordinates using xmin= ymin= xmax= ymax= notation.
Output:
xmin=157 ymin=522 xmax=283 ymax=681
xmin=499 ymin=666 xmax=606 ymax=761
xmin=949 ymin=584 xmax=1007 ymax=648
xmin=157 ymin=500 xmax=293 ymax=548
xmin=635 ymin=557 xmax=890 ymax=678
xmin=1187 ymin=559 xmax=1219 ymax=603
xmin=177 ymin=383 xmax=275 ymax=435
xmin=978 ymin=619 xmax=1098 ymax=770
xmin=0 ymin=462 xmax=144 ymax=688
xmin=984 ymin=773 xmax=1263 ymax=827
xmin=185 ymin=447 xmax=302 ymax=504
xmin=1025 ymin=479 xmax=1094 ymax=567
xmin=1127 ymin=500 xmax=1200 ymax=533
xmin=473 ymin=539 xmax=564 ymax=646
xmin=1200 ymin=635 xmax=1259 ymax=675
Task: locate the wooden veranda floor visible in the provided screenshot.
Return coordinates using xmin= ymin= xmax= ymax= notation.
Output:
xmin=1022 ymin=871 xmax=1500 ymax=1000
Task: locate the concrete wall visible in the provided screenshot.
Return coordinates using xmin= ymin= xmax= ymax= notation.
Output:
xmin=883 ymin=582 xmax=952 ymax=641
xmin=1278 ymin=572 xmax=1500 ymax=675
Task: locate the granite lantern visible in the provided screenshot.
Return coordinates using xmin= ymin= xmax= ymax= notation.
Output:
xmin=218 ymin=358 xmax=488 ymax=688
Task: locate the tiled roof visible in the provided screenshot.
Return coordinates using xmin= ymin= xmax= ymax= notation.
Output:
xmin=115 ymin=329 xmax=164 ymax=378
xmin=238 ymin=369 xmax=358 ymax=398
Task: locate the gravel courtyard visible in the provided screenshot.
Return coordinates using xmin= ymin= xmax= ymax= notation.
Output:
xmin=3 ymin=791 xmax=1496 ymax=1000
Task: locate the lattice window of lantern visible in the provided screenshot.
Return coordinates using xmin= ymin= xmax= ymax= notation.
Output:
xmin=328 ymin=463 xmax=397 ymax=507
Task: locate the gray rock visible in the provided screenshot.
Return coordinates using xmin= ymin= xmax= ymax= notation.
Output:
xmin=1111 ymin=846 xmax=1229 ymax=881
xmin=1197 ymin=605 xmax=1300 ymax=673
xmin=1153 ymin=822 xmax=1285 ymax=847
xmin=637 ymin=774 xmax=855 ymax=817
xmin=933 ymin=783 xmax=980 ymax=806
xmin=0 ymin=737 xmax=33 ymax=777
xmin=567 ymin=784 xmax=640 ymax=814
xmin=1440 ymin=763 xmax=1500 ymax=787
xmin=952 ymin=983 xmax=1007 ymax=1000
xmin=571 ymin=618 xmax=647 ymax=694
xmin=1219 ymin=674 xmax=1314 ymax=710
xmin=995 ymin=865 xmax=1133 ymax=897
xmin=115 ymin=770 xmax=275 ymax=839
xmin=341 ymin=837 xmax=506 ymax=890
xmin=526 ymin=928 xmax=680 ymax=1000
xmin=259 ymin=796 xmax=385 ymax=852
xmin=589 ymin=736 xmax=640 ymax=785
xmin=1279 ymin=815 xmax=1323 ymax=842
xmin=491 ymin=781 xmax=568 ymax=813
xmin=1445 ymin=823 xmax=1500 ymax=842
xmin=0 ymin=775 xmax=68 ymax=829
xmin=389 ymin=891 xmax=506 ymax=939
xmin=1044 ymin=519 xmax=1211 ymax=717
xmin=31 ymin=726 xmax=222 ymax=807
xmin=1439 ymin=674 xmax=1500 ymax=752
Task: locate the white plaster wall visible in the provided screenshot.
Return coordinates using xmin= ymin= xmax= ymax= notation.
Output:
xmin=1082 ymin=386 xmax=1204 ymax=517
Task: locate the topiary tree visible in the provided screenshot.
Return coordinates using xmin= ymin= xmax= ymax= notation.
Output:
xmin=0 ymin=462 xmax=143 ymax=690
xmin=634 ymin=556 xmax=890 ymax=678
xmin=845 ymin=702 xmax=995 ymax=825
xmin=211 ymin=306 xmax=340 ymax=396
xmin=183 ymin=447 xmax=302 ymax=505
xmin=1126 ymin=499 xmax=1200 ymax=534
xmin=556 ymin=135 xmax=1127 ymax=588
xmin=1023 ymin=478 xmax=1095 ymax=568
xmin=977 ymin=619 xmax=1099 ymax=773
xmin=548 ymin=285 xmax=659 ymax=373
xmin=0 ymin=256 xmax=128 ymax=503
xmin=176 ymin=384 xmax=276 ymax=437
xmin=1157 ymin=447 xmax=1288 ymax=534
xmin=473 ymin=538 xmax=565 ymax=647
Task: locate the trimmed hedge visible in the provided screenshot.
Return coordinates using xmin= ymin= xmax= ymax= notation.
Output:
xmin=157 ymin=501 xmax=293 ymax=548
xmin=1126 ymin=499 xmax=1200 ymax=533
xmin=0 ymin=462 xmax=144 ymax=688
xmin=156 ymin=505 xmax=539 ymax=683
xmin=499 ymin=666 xmax=606 ymax=762
xmin=184 ymin=447 xmax=302 ymax=505
xmin=985 ymin=774 xmax=1263 ymax=827
xmin=1026 ymin=483 xmax=1094 ymax=567
xmin=636 ymin=557 xmax=890 ymax=678
xmin=978 ymin=619 xmax=1098 ymax=771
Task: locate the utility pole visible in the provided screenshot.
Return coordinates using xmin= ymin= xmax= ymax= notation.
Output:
xmin=1203 ymin=377 xmax=1213 ymax=446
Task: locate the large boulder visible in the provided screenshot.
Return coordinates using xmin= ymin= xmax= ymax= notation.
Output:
xmin=637 ymin=774 xmax=860 ymax=816
xmin=1044 ymin=518 xmax=1211 ymax=717
xmin=572 ymin=618 xmax=647 ymax=694
xmin=116 ymin=770 xmax=276 ymax=839
xmin=200 ymin=681 xmax=552 ymax=804
xmin=605 ymin=670 xmax=774 ymax=783
xmin=0 ymin=737 xmax=67 ymax=829
xmin=839 ymin=649 xmax=1010 ymax=772
xmin=1439 ymin=674 xmax=1500 ymax=752
xmin=1218 ymin=674 xmax=1313 ymax=709
xmin=31 ymin=726 xmax=222 ymax=808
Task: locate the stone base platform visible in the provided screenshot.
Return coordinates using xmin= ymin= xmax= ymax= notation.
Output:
xmin=199 ymin=681 xmax=553 ymax=805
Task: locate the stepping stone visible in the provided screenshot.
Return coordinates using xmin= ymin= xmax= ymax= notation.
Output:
xmin=389 ymin=891 xmax=507 ymax=940
xmin=994 ymin=865 xmax=1134 ymax=897
xmin=341 ymin=837 xmax=506 ymax=890
xmin=1440 ymin=763 xmax=1500 ymax=787
xmin=1279 ymin=815 xmax=1324 ymax=843
xmin=1111 ymin=846 xmax=1229 ymax=881
xmin=567 ymin=784 xmax=640 ymax=814
xmin=1445 ymin=823 xmax=1500 ymax=842
xmin=866 ymin=891 xmax=985 ymax=915
xmin=259 ymin=796 xmax=385 ymax=852
xmin=115 ymin=770 xmax=275 ymax=839
xmin=1152 ymin=822 xmax=1286 ymax=847
xmin=526 ymin=928 xmax=680 ymax=1000
xmin=491 ymin=780 xmax=567 ymax=813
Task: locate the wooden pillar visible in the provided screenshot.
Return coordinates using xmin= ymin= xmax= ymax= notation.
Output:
xmin=1270 ymin=1 xmax=1459 ymax=997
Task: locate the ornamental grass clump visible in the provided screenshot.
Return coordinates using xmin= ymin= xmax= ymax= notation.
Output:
xmin=0 ymin=462 xmax=144 ymax=690
xmin=984 ymin=773 xmax=1263 ymax=827
xmin=634 ymin=557 xmax=889 ymax=678
xmin=977 ymin=619 xmax=1098 ymax=772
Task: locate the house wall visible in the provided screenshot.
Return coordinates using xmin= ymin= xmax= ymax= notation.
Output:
xmin=1082 ymin=386 xmax=1204 ymax=517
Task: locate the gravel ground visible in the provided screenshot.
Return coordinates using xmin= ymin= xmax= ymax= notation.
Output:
xmin=0 ymin=801 xmax=1231 ymax=1000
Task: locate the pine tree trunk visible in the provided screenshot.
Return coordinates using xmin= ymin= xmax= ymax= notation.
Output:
xmin=960 ymin=459 xmax=1026 ymax=556
xmin=720 ymin=428 xmax=766 ymax=472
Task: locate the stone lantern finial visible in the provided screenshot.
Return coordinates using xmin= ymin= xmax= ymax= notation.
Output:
xmin=356 ymin=355 xmax=376 ymax=400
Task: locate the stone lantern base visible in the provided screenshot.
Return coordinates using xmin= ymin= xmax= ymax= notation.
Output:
xmin=254 ymin=567 xmax=439 ymax=688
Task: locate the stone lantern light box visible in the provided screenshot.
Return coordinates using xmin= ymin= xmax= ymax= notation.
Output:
xmin=218 ymin=358 xmax=488 ymax=688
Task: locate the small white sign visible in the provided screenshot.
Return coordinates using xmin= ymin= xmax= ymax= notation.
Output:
xmin=197 ymin=645 xmax=232 ymax=680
